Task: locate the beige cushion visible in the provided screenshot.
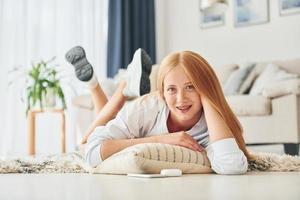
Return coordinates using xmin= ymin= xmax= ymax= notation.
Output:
xmin=262 ymin=79 xmax=300 ymax=98
xmin=91 ymin=143 xmax=212 ymax=174
xmin=214 ymin=64 xmax=239 ymax=85
xmin=223 ymin=64 xmax=255 ymax=95
xmin=239 ymin=64 xmax=257 ymax=94
xmin=250 ymin=59 xmax=300 ymax=77
xmin=273 ymin=58 xmax=300 ymax=75
xmin=226 ymin=95 xmax=271 ymax=116
xmin=250 ymin=63 xmax=299 ymax=95
xmin=239 ymin=59 xmax=300 ymax=94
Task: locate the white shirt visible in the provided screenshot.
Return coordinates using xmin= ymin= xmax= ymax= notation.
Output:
xmin=85 ymin=93 xmax=248 ymax=175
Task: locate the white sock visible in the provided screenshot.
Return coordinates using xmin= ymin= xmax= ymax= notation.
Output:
xmin=87 ymin=73 xmax=98 ymax=89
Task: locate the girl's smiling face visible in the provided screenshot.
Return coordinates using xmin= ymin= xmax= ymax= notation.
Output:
xmin=163 ymin=66 xmax=203 ymax=131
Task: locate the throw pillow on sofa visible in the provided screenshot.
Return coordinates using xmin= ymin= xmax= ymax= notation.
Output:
xmin=214 ymin=64 xmax=239 ymax=85
xmin=261 ymin=78 xmax=300 ymax=98
xmin=223 ymin=64 xmax=255 ymax=95
xmin=238 ymin=63 xmax=257 ymax=94
xmin=90 ymin=143 xmax=212 ymax=174
xmin=249 ymin=63 xmax=299 ymax=96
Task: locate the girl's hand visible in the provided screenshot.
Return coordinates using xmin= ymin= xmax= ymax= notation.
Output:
xmin=153 ymin=131 xmax=205 ymax=152
xmin=200 ymin=94 xmax=210 ymax=107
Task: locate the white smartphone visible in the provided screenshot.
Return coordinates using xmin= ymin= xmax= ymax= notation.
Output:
xmin=127 ymin=169 xmax=182 ymax=178
xmin=127 ymin=173 xmax=166 ymax=178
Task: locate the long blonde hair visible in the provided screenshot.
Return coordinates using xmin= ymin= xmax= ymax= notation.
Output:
xmin=157 ymin=51 xmax=253 ymax=160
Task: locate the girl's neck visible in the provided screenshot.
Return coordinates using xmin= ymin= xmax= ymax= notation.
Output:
xmin=167 ymin=112 xmax=202 ymax=133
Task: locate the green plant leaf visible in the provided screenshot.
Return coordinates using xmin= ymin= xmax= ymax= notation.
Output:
xmin=22 ymin=57 xmax=68 ymax=113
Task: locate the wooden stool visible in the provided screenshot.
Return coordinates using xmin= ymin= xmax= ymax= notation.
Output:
xmin=27 ymin=109 xmax=66 ymax=155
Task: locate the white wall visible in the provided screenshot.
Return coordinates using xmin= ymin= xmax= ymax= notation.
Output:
xmin=155 ymin=0 xmax=300 ymax=68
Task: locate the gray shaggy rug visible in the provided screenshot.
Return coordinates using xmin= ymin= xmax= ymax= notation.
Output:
xmin=0 ymin=151 xmax=299 ymax=174
xmin=0 ymin=151 xmax=88 ymax=174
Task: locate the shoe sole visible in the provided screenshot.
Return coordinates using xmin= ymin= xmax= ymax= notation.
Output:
xmin=140 ymin=71 xmax=151 ymax=95
xmin=141 ymin=49 xmax=152 ymax=75
xmin=65 ymin=46 xmax=94 ymax=82
xmin=139 ymin=49 xmax=153 ymax=95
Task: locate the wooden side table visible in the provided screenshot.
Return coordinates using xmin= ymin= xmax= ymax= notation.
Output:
xmin=27 ymin=109 xmax=66 ymax=155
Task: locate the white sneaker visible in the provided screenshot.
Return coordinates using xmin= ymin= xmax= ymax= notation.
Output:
xmin=123 ymin=48 xmax=152 ymax=98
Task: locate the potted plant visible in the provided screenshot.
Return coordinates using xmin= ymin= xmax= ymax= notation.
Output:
xmin=9 ymin=57 xmax=67 ymax=115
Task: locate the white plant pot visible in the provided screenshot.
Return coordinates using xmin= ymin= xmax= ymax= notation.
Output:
xmin=42 ymin=88 xmax=56 ymax=108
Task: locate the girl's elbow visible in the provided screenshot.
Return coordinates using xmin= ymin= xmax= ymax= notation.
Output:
xmin=217 ymin=163 xmax=248 ymax=175
xmin=212 ymin=156 xmax=248 ymax=175
xmin=84 ymin=143 xmax=103 ymax=168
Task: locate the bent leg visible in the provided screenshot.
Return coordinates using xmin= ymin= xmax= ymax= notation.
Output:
xmin=81 ymin=81 xmax=127 ymax=144
xmin=66 ymin=46 xmax=153 ymax=144
xmin=90 ymin=83 xmax=108 ymax=114
xmin=81 ymin=48 xmax=153 ymax=144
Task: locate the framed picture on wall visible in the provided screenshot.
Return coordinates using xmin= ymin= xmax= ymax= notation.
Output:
xmin=200 ymin=12 xmax=225 ymax=29
xmin=233 ymin=0 xmax=269 ymax=27
xmin=279 ymin=0 xmax=300 ymax=16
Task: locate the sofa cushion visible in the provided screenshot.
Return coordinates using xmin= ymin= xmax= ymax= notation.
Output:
xmin=91 ymin=143 xmax=212 ymax=174
xmin=226 ymin=95 xmax=271 ymax=116
xmin=262 ymin=78 xmax=300 ymax=98
xmin=252 ymin=58 xmax=300 ymax=77
xmin=223 ymin=64 xmax=255 ymax=95
xmin=250 ymin=63 xmax=299 ymax=95
xmin=239 ymin=63 xmax=257 ymax=94
xmin=273 ymin=58 xmax=300 ymax=75
xmin=214 ymin=64 xmax=239 ymax=85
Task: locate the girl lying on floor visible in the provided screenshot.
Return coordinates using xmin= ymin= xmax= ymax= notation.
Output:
xmin=65 ymin=46 xmax=253 ymax=175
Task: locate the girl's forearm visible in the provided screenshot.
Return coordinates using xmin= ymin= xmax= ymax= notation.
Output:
xmin=100 ymin=136 xmax=158 ymax=160
xmin=202 ymin=99 xmax=233 ymax=142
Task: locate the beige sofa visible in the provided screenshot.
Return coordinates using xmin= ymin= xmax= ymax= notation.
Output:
xmin=72 ymin=58 xmax=300 ymax=155
xmin=216 ymin=58 xmax=300 ymax=155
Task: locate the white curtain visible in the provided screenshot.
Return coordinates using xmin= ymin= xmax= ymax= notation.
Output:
xmin=0 ymin=0 xmax=108 ymax=157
